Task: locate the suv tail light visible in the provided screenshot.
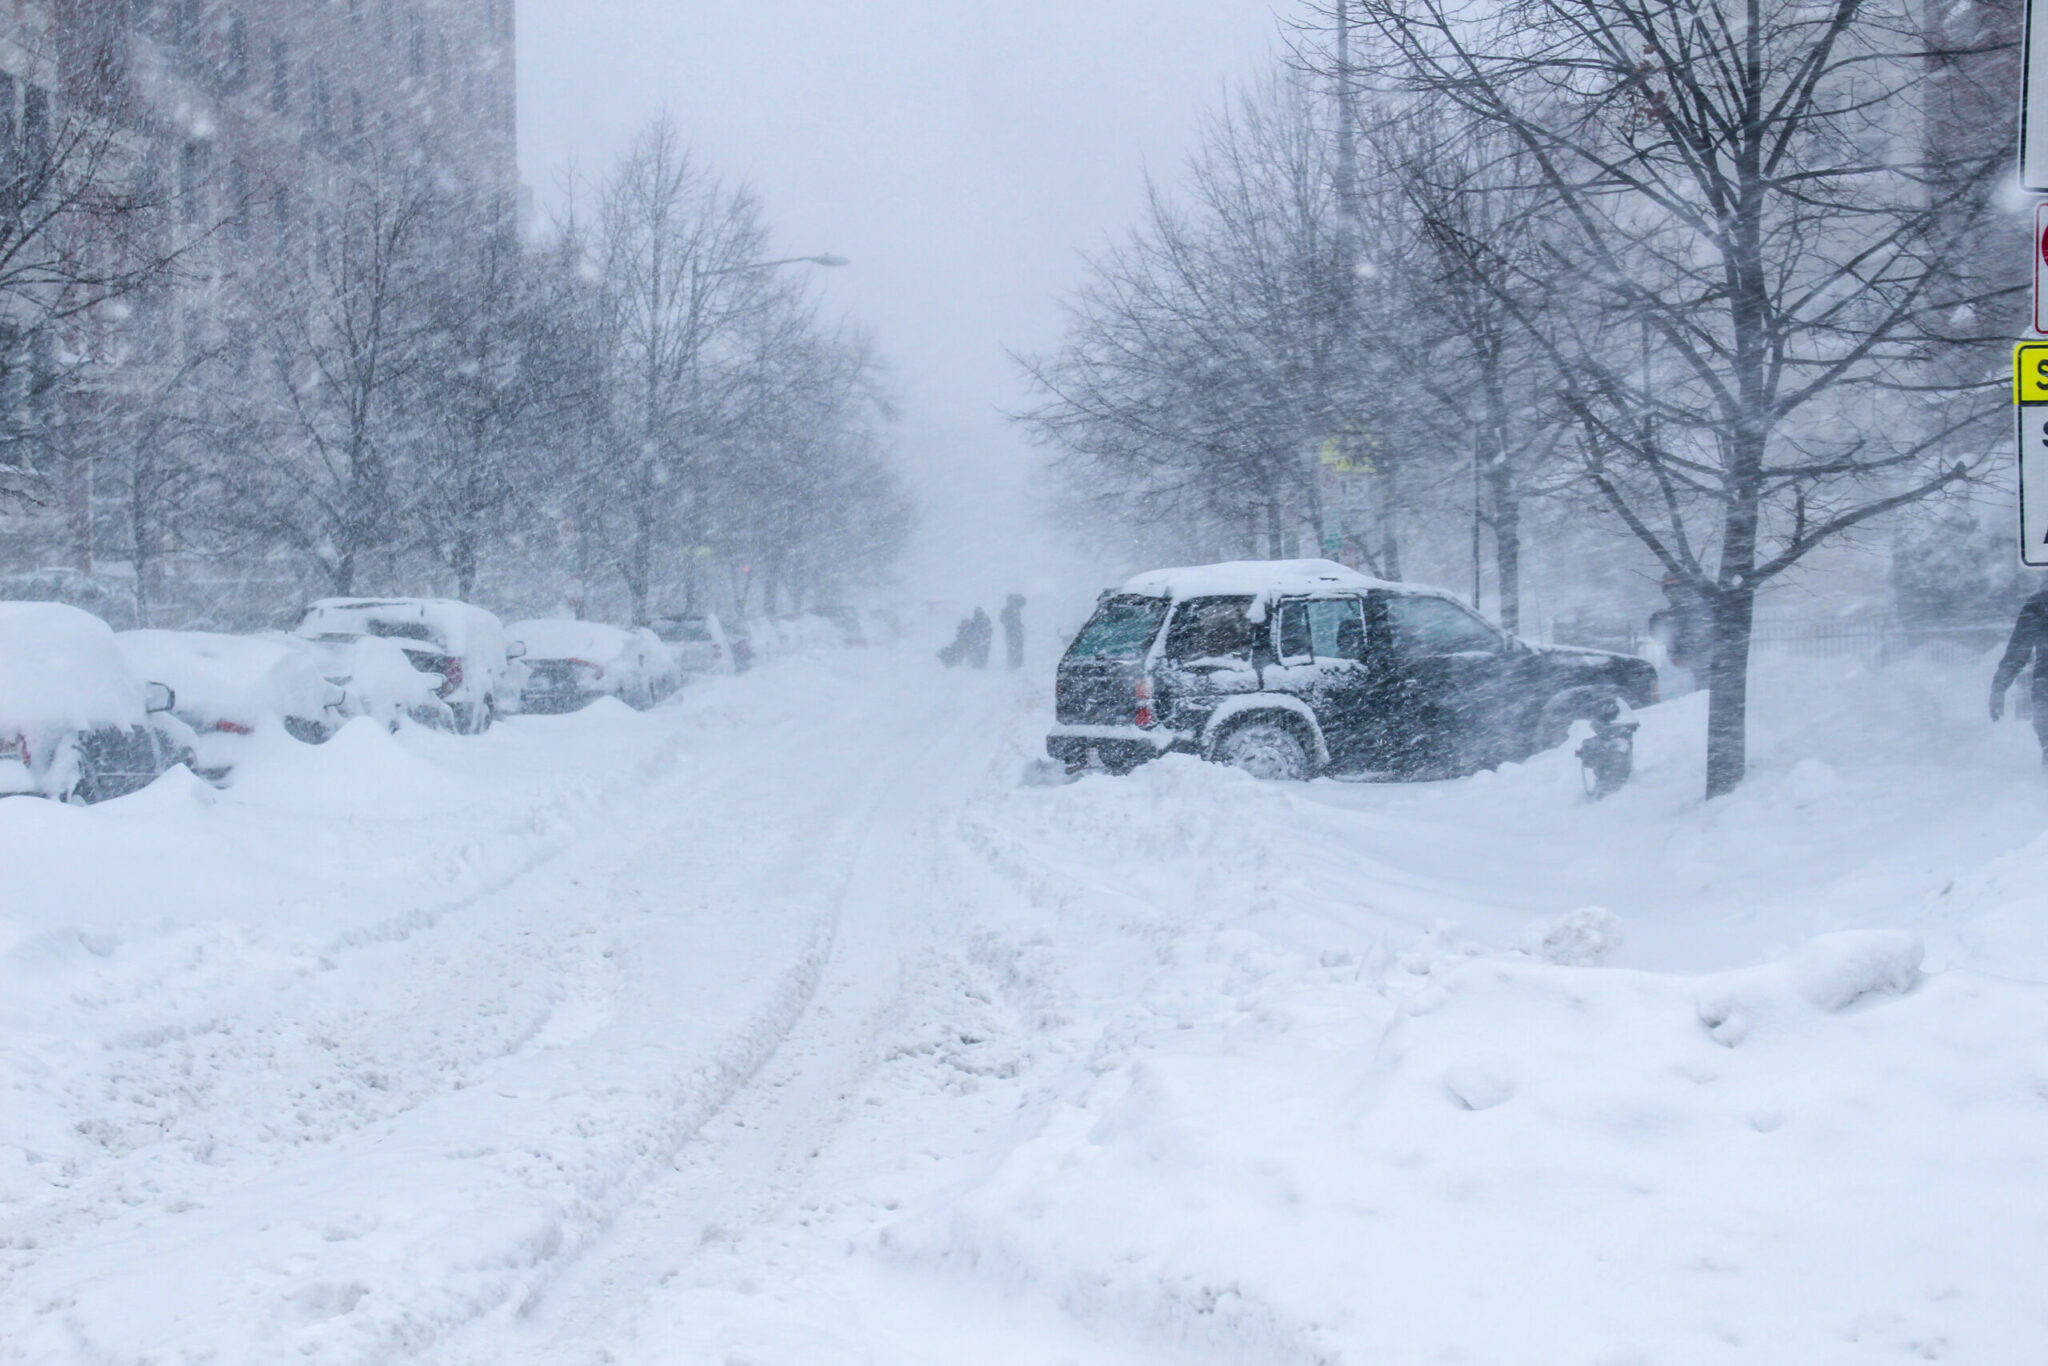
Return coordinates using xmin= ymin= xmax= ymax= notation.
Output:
xmin=1134 ymin=676 xmax=1157 ymax=729
xmin=438 ymin=657 xmax=465 ymax=697
xmin=0 ymin=732 xmax=28 ymax=765
xmin=213 ymin=720 xmax=255 ymax=735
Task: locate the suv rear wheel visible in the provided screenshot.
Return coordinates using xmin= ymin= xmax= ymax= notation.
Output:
xmin=1213 ymin=718 xmax=1313 ymax=782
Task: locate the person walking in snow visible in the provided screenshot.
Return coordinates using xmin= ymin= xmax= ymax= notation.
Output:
xmin=1991 ymin=587 xmax=2048 ymax=762
xmin=938 ymin=613 xmax=974 ymax=667
xmin=966 ymin=606 xmax=993 ymax=669
xmin=1000 ymin=593 xmax=1026 ymax=670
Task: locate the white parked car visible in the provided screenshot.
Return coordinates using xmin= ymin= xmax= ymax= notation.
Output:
xmin=0 ymin=602 xmax=196 ymax=802
xmin=115 ymin=630 xmax=347 ymax=780
xmin=508 ymin=619 xmax=682 ymax=713
xmin=648 ymin=613 xmax=735 ymax=674
xmin=293 ymin=598 xmax=523 ymax=733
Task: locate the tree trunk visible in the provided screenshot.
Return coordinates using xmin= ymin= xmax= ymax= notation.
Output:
xmin=1703 ymin=586 xmax=1754 ymax=799
xmin=1376 ymin=464 xmax=1401 ymax=580
xmin=453 ymin=531 xmax=478 ymax=602
xmin=1487 ymin=457 xmax=1520 ymax=633
xmin=1265 ymin=499 xmax=1284 ymax=559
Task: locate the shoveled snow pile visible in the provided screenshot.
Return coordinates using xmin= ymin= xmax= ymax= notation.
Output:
xmin=888 ymin=920 xmax=2042 ymax=1362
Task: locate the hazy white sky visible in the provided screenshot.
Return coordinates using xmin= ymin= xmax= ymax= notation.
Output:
xmin=516 ymin=1 xmax=1282 ymax=607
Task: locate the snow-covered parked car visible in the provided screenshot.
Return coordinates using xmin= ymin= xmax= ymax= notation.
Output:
xmin=293 ymin=598 xmax=523 ymax=734
xmin=649 ymin=612 xmax=734 ymax=674
xmin=1048 ymin=559 xmax=1659 ymax=781
xmin=508 ymin=619 xmax=682 ymax=713
xmin=115 ymin=630 xmax=347 ymax=780
xmin=0 ymin=602 xmax=197 ymax=802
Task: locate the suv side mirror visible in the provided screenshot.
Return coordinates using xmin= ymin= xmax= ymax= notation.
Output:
xmin=506 ymin=640 xmax=528 ymax=660
xmin=145 ymin=682 xmax=176 ymax=715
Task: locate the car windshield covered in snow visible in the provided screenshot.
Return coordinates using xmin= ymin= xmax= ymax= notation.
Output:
xmin=1066 ymin=596 xmax=1169 ymax=661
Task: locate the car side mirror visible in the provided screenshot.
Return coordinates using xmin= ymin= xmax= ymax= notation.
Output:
xmin=506 ymin=641 xmax=528 ymax=660
xmin=145 ymin=682 xmax=176 ymax=715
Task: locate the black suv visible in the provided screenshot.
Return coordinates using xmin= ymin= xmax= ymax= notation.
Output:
xmin=1047 ymin=560 xmax=1658 ymax=780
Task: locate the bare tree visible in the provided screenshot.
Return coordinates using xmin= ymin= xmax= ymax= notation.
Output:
xmin=1327 ymin=0 xmax=2016 ymax=795
xmin=1022 ymin=77 xmax=1395 ymax=566
xmin=0 ymin=56 xmax=193 ymax=526
xmin=591 ymin=119 xmax=781 ymax=623
xmin=227 ymin=167 xmax=438 ymax=596
xmin=409 ymin=205 xmax=583 ymax=601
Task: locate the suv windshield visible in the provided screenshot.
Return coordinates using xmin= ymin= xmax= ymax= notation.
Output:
xmin=1164 ymin=596 xmax=1259 ymax=661
xmin=1067 ymin=595 xmax=1169 ymax=661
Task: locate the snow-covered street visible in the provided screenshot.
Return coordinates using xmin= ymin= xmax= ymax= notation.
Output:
xmin=6 ymin=641 xmax=2048 ymax=1364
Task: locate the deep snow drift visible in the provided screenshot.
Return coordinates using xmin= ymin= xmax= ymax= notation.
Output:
xmin=3 ymin=642 xmax=2046 ymax=1364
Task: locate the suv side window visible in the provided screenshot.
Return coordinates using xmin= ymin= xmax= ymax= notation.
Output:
xmin=1164 ymin=596 xmax=1260 ymax=662
xmin=1307 ymin=597 xmax=1366 ymax=660
xmin=1277 ymin=597 xmax=1366 ymax=661
xmin=1277 ymin=600 xmax=1313 ymax=662
xmin=1385 ymin=594 xmax=1500 ymax=656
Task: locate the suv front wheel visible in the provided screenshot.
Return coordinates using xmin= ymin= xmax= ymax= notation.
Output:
xmin=1212 ymin=718 xmax=1313 ymax=782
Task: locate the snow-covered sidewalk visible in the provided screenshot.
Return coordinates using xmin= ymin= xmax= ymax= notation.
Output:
xmin=6 ymin=648 xmax=2048 ymax=1364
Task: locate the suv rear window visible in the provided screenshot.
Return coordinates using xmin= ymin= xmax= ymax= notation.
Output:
xmin=1164 ymin=596 xmax=1259 ymax=662
xmin=1067 ymin=595 xmax=1169 ymax=661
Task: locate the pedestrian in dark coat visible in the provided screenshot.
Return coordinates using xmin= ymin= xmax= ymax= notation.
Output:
xmin=1000 ymin=593 xmax=1026 ymax=670
xmin=939 ymin=615 xmax=973 ymax=668
xmin=967 ymin=607 xmax=993 ymax=669
xmin=1991 ymin=587 xmax=2048 ymax=761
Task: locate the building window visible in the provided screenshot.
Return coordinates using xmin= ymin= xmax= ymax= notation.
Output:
xmin=409 ymin=12 xmax=426 ymax=79
xmin=170 ymin=0 xmax=198 ymax=48
xmin=178 ymin=141 xmax=207 ymax=226
xmin=380 ymin=0 xmax=394 ymax=50
xmin=310 ymin=64 xmax=330 ymax=137
xmin=226 ymin=13 xmax=249 ymax=90
xmin=230 ymin=162 xmax=250 ymax=242
xmin=129 ymin=0 xmax=155 ymax=32
xmin=438 ymin=34 xmax=451 ymax=96
xmin=23 ymin=87 xmax=49 ymax=171
xmin=348 ymin=0 xmax=363 ymax=30
xmin=272 ymin=184 xmax=292 ymax=257
xmin=270 ymin=39 xmax=289 ymax=113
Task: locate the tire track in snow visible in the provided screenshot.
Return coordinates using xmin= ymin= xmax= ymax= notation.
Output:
xmin=3 ymin=653 xmax=998 ymax=1366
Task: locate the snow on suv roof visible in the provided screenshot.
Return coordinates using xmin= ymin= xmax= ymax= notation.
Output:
xmin=1118 ymin=559 xmax=1402 ymax=600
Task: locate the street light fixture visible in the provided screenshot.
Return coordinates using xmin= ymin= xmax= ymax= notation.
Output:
xmin=696 ymin=253 xmax=849 ymax=279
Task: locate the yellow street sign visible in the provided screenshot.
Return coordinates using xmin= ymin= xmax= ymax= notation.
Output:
xmin=1317 ymin=432 xmax=1376 ymax=476
xmin=2016 ymin=341 xmax=2048 ymax=402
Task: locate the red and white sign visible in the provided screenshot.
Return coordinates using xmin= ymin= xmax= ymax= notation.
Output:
xmin=2037 ymin=203 xmax=2048 ymax=335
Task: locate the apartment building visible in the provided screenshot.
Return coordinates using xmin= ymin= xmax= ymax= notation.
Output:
xmin=0 ymin=0 xmax=517 ymax=597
